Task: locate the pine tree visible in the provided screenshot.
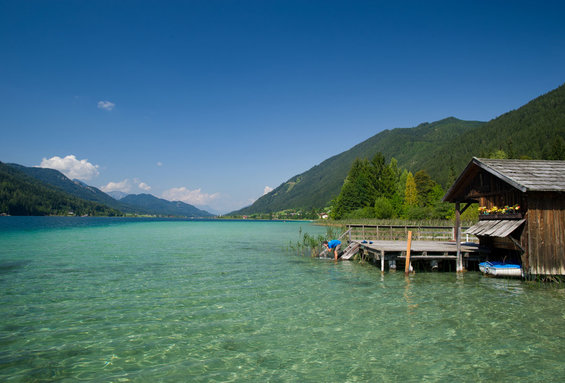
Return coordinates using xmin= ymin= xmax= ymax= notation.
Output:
xmin=547 ymin=136 xmax=565 ymax=160
xmin=404 ymin=172 xmax=417 ymax=207
xmin=414 ymin=170 xmax=436 ymax=207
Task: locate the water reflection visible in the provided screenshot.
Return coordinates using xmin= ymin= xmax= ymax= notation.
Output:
xmin=403 ymin=275 xmax=419 ymax=313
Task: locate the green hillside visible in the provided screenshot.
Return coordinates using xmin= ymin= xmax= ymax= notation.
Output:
xmin=233 ymin=82 xmax=565 ymax=215
xmin=423 ymin=83 xmax=565 ymax=184
xmin=1 ymin=163 xmax=214 ymax=217
xmin=233 ymin=117 xmax=484 ymax=214
xmin=7 ymin=163 xmax=123 ymax=210
xmin=0 ymin=162 xmax=122 ymax=216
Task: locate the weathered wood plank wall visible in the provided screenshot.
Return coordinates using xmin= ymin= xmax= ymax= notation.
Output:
xmin=527 ymin=192 xmax=565 ymax=275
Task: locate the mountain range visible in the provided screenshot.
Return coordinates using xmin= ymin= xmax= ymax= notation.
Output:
xmin=3 ymin=82 xmax=564 ymax=217
xmin=118 ymin=194 xmax=212 ymax=218
xmin=0 ymin=163 xmax=213 ymax=217
xmin=232 ymin=82 xmax=565 ymax=215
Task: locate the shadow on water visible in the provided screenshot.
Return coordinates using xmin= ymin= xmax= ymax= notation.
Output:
xmin=0 ymin=260 xmax=31 ymax=275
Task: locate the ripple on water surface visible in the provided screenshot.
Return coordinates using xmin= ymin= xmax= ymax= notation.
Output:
xmin=1 ymin=218 xmax=564 ymax=382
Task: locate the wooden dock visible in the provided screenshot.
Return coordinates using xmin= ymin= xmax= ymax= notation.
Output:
xmin=349 ymin=239 xmax=487 ymax=272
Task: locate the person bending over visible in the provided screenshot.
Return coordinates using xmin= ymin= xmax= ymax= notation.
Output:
xmin=323 ymin=240 xmax=341 ymax=260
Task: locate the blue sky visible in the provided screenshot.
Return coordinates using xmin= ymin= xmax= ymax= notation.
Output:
xmin=1 ymin=0 xmax=564 ymax=213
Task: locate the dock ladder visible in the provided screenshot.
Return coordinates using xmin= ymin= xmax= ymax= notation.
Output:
xmin=339 ymin=242 xmax=360 ymax=260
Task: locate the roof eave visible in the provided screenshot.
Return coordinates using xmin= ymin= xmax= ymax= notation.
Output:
xmin=442 ymin=157 xmax=481 ymax=202
xmin=475 ymin=158 xmax=528 ymax=192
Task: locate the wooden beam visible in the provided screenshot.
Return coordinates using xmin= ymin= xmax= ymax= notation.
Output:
xmin=405 ymin=231 xmax=413 ymax=275
xmin=460 ymin=202 xmax=473 ymax=214
xmin=509 ymin=235 xmax=526 ymax=254
xmin=398 ymin=255 xmax=457 ymax=260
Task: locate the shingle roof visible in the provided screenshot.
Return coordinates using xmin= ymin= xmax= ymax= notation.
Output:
xmin=477 ymin=158 xmax=565 ymax=192
xmin=443 ymin=157 xmax=565 ymax=202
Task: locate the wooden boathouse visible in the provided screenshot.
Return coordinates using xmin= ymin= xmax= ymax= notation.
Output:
xmin=443 ymin=157 xmax=565 ymax=277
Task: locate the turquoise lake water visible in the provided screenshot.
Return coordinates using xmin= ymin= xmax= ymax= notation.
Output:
xmin=1 ymin=217 xmax=564 ymax=382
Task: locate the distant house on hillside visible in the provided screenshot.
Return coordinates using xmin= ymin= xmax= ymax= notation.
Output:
xmin=443 ymin=157 xmax=565 ymax=277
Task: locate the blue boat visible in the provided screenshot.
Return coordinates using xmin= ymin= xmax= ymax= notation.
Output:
xmin=479 ymin=261 xmax=522 ymax=277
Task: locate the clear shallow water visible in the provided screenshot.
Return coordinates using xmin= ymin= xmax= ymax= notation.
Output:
xmin=1 ymin=217 xmax=564 ymax=382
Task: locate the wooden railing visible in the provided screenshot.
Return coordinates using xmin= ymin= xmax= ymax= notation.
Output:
xmin=337 ymin=228 xmax=352 ymax=242
xmin=346 ymin=224 xmax=474 ymax=242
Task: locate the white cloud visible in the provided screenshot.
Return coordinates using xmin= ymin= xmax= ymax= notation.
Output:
xmin=97 ymin=100 xmax=115 ymax=111
xmin=39 ymin=155 xmax=100 ymax=181
xmin=100 ymin=178 xmax=151 ymax=193
xmin=162 ymin=187 xmax=220 ymax=206
xmin=156 ymin=162 xmax=163 ymax=167
xmin=100 ymin=179 xmax=132 ymax=193
xmin=263 ymin=186 xmax=274 ymax=195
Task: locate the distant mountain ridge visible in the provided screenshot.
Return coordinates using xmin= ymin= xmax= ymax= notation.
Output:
xmin=119 ymin=194 xmax=213 ymax=218
xmin=1 ymin=163 xmax=213 ymax=217
xmin=233 ymin=83 xmax=565 ymax=215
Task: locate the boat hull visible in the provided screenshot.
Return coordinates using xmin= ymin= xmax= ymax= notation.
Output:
xmin=479 ymin=262 xmax=522 ymax=277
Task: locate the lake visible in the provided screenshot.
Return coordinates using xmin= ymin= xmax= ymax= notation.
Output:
xmin=1 ymin=217 xmax=564 ymax=382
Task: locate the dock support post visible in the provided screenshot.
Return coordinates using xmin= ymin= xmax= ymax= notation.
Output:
xmin=455 ymin=202 xmax=463 ymax=272
xmin=389 ymin=255 xmax=396 ymax=271
xmin=381 ymin=250 xmax=385 ymax=272
xmin=405 ymin=231 xmax=413 ymax=275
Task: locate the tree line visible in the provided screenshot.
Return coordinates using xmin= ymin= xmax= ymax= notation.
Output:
xmin=330 ymin=153 xmax=459 ymax=220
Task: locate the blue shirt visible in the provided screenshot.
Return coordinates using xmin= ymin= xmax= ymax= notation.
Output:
xmin=327 ymin=240 xmax=341 ymax=249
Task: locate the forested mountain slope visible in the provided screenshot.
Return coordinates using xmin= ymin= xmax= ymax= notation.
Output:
xmin=423 ymin=83 xmax=565 ymax=184
xmin=0 ymin=162 xmax=122 ymax=216
xmin=233 ymin=83 xmax=565 ymax=215
xmin=2 ymin=163 xmax=213 ymax=217
xmin=233 ymin=117 xmax=484 ymax=214
xmin=6 ymin=163 xmax=123 ymax=210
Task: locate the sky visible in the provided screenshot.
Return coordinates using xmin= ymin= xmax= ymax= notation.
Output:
xmin=1 ymin=0 xmax=564 ymax=214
